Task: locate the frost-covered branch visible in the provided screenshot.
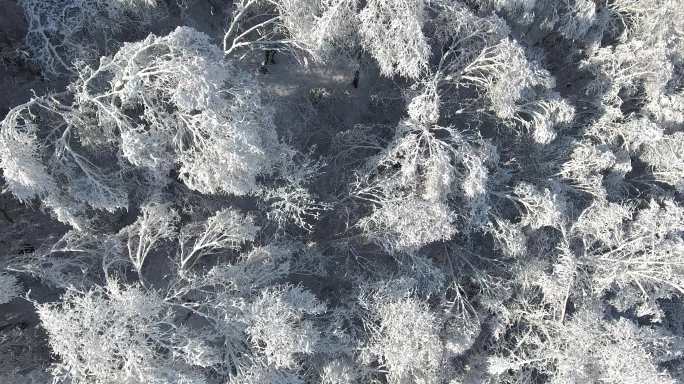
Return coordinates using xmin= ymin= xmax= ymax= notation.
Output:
xmin=179 ymin=208 xmax=259 ymax=272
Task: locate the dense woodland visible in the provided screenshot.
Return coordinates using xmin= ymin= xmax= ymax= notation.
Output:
xmin=1 ymin=0 xmax=683 ymax=383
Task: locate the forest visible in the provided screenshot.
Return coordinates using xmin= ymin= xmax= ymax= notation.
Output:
xmin=0 ymin=0 xmax=683 ymax=383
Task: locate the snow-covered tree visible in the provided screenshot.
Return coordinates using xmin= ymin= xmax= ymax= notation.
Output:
xmin=179 ymin=208 xmax=259 ymax=272
xmin=243 ymin=284 xmax=326 ymax=368
xmin=230 ymin=362 xmax=304 ymax=384
xmin=640 ymin=133 xmax=684 ymax=193
xmin=430 ymin=7 xmax=574 ymax=142
xmin=0 ymin=100 xmax=59 ymax=203
xmin=432 ymin=0 xmax=510 ymax=77
xmin=480 ymin=0 xmax=538 ymax=26
xmin=358 ymin=0 xmax=430 ymax=79
xmin=6 ymin=230 xmax=110 ymax=290
xmin=511 ymin=182 xmax=569 ymax=231
xmin=357 ymin=197 xmax=456 ymax=253
xmin=261 ymin=149 xmax=331 ymax=233
xmin=223 ymin=0 xmax=358 ymax=60
xmin=306 ymin=0 xmax=361 ymax=61
xmin=551 ymin=306 xmax=679 ymax=384
xmin=0 ymin=95 xmax=127 ymax=229
xmin=320 ymin=359 xmax=360 ymax=384
xmin=459 ymin=39 xmax=565 ymax=129
xmin=580 ymin=0 xmax=683 ymax=106
xmin=350 ymin=84 xmax=506 ymax=252
xmin=561 ymin=141 xmax=620 ymax=198
xmin=76 ymin=26 xmax=280 ymax=196
xmin=0 ymin=273 xmax=21 ymax=305
xmin=360 ymin=281 xmax=446 ymax=384
xmin=37 ymin=281 xmax=217 ymax=384
xmin=122 ymin=202 xmax=179 ymax=276
xmin=582 ymin=39 xmax=672 ymax=105
xmin=269 ymin=0 xmax=360 ymax=61
xmin=263 ymin=185 xmax=330 ymax=233
xmin=574 ymin=199 xmax=684 ymax=305
xmin=19 ymin=0 xmax=162 ymax=76
xmin=555 ymin=0 xmax=599 ymax=42
xmin=1 ymin=27 xmax=281 ymax=228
